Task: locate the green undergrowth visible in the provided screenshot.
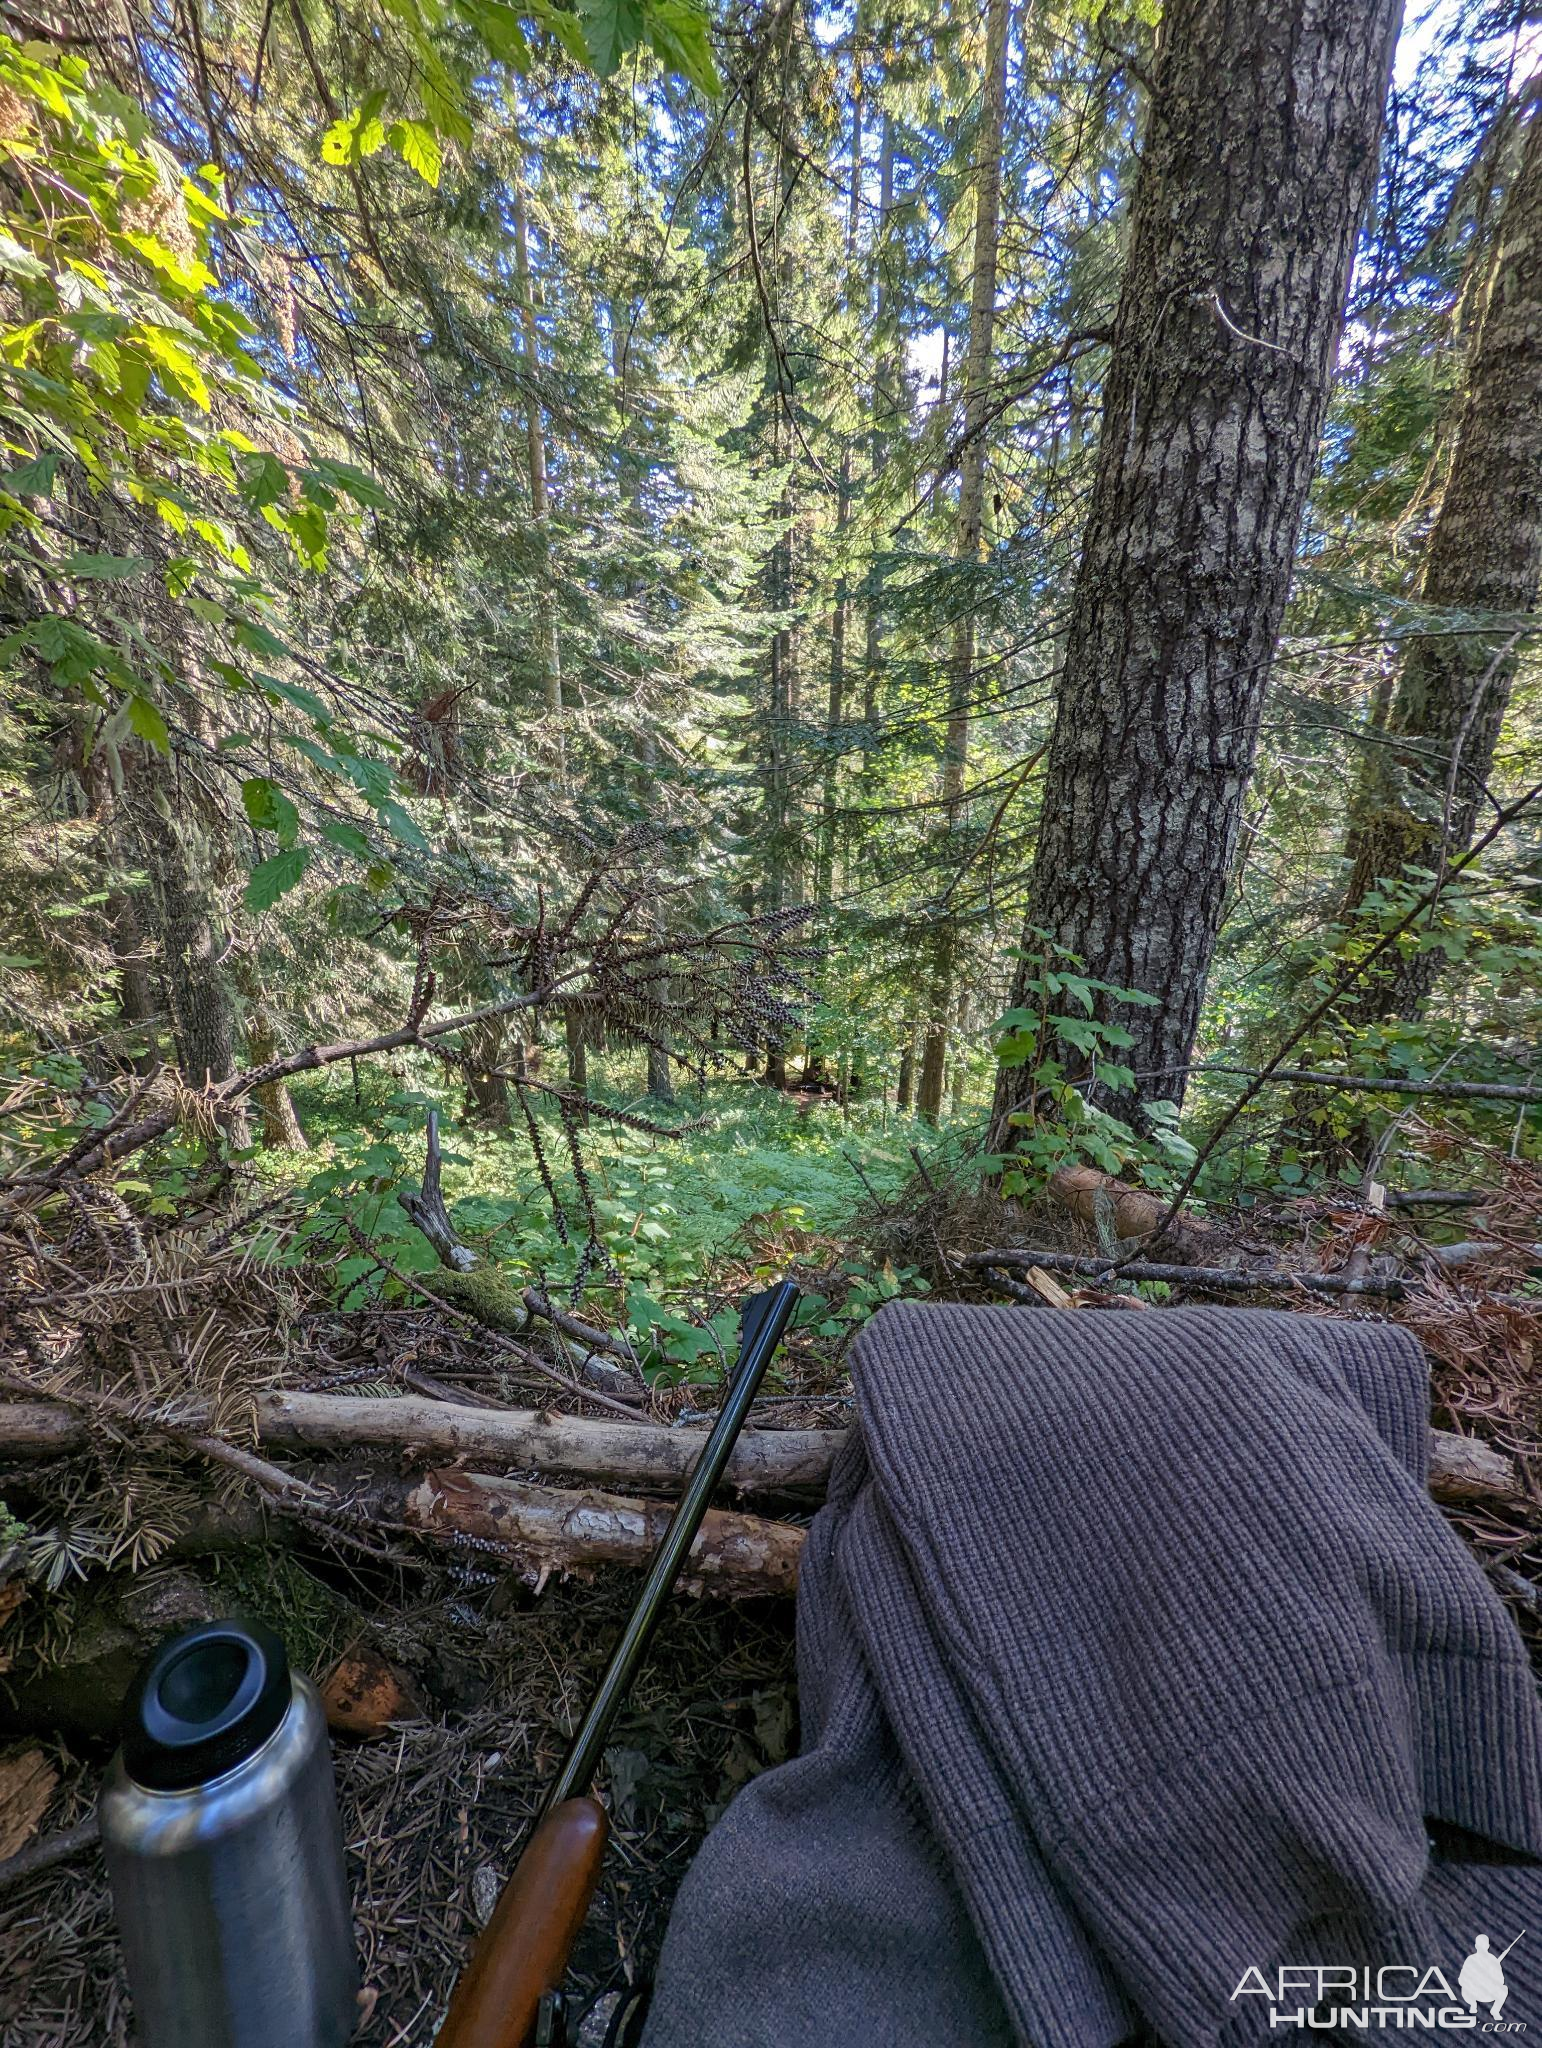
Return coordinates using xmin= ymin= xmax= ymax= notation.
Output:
xmin=271 ymin=1060 xmax=948 ymax=1374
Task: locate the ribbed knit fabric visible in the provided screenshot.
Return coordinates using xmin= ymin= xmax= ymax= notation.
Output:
xmin=641 ymin=1303 xmax=1542 ymax=2048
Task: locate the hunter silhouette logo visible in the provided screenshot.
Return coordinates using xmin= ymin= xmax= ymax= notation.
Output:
xmin=1232 ymin=1933 xmax=1528 ymax=2031
xmin=1461 ymin=1935 xmax=1523 ymax=2021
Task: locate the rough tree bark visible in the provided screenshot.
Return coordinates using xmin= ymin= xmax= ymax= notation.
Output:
xmin=917 ymin=0 xmax=1009 ymax=1123
xmin=1341 ymin=91 xmax=1542 ymax=1019
xmin=233 ymin=958 xmax=307 ymax=1150
xmin=990 ymin=0 xmax=1401 ymax=1144
xmin=132 ymin=747 xmax=242 ymax=1107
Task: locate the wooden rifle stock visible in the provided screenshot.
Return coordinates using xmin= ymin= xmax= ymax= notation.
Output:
xmin=435 ymin=1797 xmax=608 ymax=2048
xmin=433 ymin=1281 xmax=800 ymax=2048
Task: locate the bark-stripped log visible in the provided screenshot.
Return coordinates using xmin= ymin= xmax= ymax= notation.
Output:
xmin=394 ymin=1469 xmax=805 ymax=1598
xmin=1 ymin=1394 xmax=1516 ymax=1511
xmin=258 ymin=1392 xmax=833 ymax=1491
xmin=0 ymin=1393 xmax=834 ymax=1492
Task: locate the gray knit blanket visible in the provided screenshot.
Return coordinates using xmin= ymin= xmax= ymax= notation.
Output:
xmin=642 ymin=1302 xmax=1542 ymax=2048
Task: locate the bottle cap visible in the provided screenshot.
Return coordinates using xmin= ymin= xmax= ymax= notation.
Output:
xmin=121 ymin=1619 xmax=291 ymax=1791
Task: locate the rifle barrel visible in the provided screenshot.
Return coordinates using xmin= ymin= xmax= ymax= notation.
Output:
xmin=541 ymin=1277 xmax=801 ymax=1814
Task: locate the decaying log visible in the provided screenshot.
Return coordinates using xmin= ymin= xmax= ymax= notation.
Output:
xmin=393 ymin=1469 xmax=805 ymax=1598
xmin=320 ymin=1642 xmax=425 ymax=1738
xmin=0 ymin=1747 xmax=56 ymax=1861
xmin=1047 ymin=1166 xmax=1216 ymax=1258
xmin=1427 ymin=1432 xmax=1520 ymax=1503
xmin=390 ymin=1121 xmax=641 ymax=1400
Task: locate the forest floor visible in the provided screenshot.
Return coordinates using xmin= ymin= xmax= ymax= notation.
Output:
xmin=1 ymin=1090 xmax=1540 ymax=2046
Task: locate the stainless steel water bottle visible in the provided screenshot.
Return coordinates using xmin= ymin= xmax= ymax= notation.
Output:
xmin=99 ymin=1617 xmax=359 ymax=2048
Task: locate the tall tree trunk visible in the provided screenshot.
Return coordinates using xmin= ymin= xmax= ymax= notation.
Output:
xmin=564 ymin=1004 xmax=589 ymax=1125
xmin=233 ymin=957 xmax=307 ymax=1150
xmin=816 ymin=74 xmax=865 ymax=912
xmin=917 ymin=0 xmax=1009 ymax=1123
xmin=133 ymin=752 xmax=239 ymax=1095
xmin=109 ymin=885 xmax=160 ymax=1072
xmin=949 ymin=990 xmax=970 ymax=1115
xmin=1340 ymin=95 xmax=1542 ymax=1020
xmin=646 ymin=1038 xmax=675 ymax=1103
xmin=463 ymin=1015 xmax=512 ymax=1128
xmin=512 ymin=166 xmax=563 ymax=768
xmin=758 ymin=140 xmax=802 ymax=1090
xmin=862 ymin=114 xmax=897 ymax=731
xmin=990 ymin=0 xmax=1400 ymax=1145
xmin=895 ymin=1001 xmax=919 ymax=1113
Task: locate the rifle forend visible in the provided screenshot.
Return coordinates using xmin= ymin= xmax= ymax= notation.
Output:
xmin=434 ymin=1795 xmax=608 ymax=2048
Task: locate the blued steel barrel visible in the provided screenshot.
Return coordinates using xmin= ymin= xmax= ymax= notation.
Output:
xmin=99 ymin=1618 xmax=359 ymax=2048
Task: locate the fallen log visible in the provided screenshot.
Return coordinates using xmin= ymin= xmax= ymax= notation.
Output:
xmin=968 ymin=1246 xmax=1542 ymax=1306
xmin=1197 ymin=1065 xmax=1542 ymax=1106
xmin=970 ymin=1248 xmax=1412 ymax=1298
xmin=392 ymin=1111 xmax=640 ymax=1398
xmin=0 ymin=1391 xmax=837 ymax=1494
xmin=1047 ymin=1165 xmax=1216 ymax=1258
xmin=1428 ymin=1432 xmax=1520 ymax=1503
xmin=3 ymin=1389 xmax=1515 ymax=1514
xmin=0 ymin=1404 xmax=79 ymax=1455
xmin=0 ymin=1370 xmax=331 ymax=1512
xmin=390 ymin=1468 xmax=805 ymax=1598
xmin=262 ymin=1391 xmax=834 ymax=1491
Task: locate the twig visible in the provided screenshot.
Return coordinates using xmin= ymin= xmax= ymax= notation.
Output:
xmin=907 ymin=1145 xmax=939 ymax=1194
xmin=357 ymin=1251 xmax=641 ymax=1419
xmin=523 ymin=1288 xmax=638 ymax=1367
xmin=1206 ymin=288 xmax=1302 ymax=361
xmin=1191 ymin=1065 xmax=1542 ymax=1105
xmin=840 ymin=1149 xmax=882 ymax=1204
xmin=0 ymin=1817 xmax=100 ymax=1897
xmin=0 ymin=1369 xmax=331 ymax=1507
